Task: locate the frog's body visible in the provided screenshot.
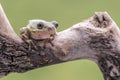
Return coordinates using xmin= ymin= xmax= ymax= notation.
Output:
xmin=20 ymin=20 xmax=58 ymax=50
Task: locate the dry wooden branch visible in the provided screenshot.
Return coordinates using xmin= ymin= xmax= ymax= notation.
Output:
xmin=0 ymin=4 xmax=119 ymax=80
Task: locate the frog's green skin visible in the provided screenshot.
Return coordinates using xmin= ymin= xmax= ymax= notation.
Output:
xmin=20 ymin=20 xmax=58 ymax=50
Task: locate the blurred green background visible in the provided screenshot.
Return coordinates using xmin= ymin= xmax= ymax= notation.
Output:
xmin=0 ymin=0 xmax=119 ymax=80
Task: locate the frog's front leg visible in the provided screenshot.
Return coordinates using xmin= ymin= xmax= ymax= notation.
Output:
xmin=26 ymin=39 xmax=37 ymax=50
xmin=22 ymin=34 xmax=38 ymax=50
xmin=43 ymin=34 xmax=55 ymax=48
xmin=49 ymin=34 xmax=55 ymax=46
xmin=20 ymin=29 xmax=37 ymax=50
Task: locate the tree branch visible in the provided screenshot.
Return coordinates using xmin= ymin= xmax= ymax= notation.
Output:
xmin=0 ymin=4 xmax=119 ymax=80
xmin=0 ymin=4 xmax=22 ymax=43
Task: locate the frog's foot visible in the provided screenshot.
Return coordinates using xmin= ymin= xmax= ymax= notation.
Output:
xmin=49 ymin=34 xmax=55 ymax=41
xmin=49 ymin=34 xmax=55 ymax=46
xmin=26 ymin=40 xmax=38 ymax=50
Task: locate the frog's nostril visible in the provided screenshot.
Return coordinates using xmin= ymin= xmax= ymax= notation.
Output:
xmin=48 ymin=27 xmax=52 ymax=31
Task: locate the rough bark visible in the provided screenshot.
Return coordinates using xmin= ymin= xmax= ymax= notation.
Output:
xmin=0 ymin=4 xmax=120 ymax=80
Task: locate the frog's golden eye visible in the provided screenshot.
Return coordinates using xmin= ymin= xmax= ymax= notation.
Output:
xmin=37 ymin=23 xmax=44 ymax=29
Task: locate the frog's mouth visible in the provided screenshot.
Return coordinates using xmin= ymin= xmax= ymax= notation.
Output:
xmin=30 ymin=28 xmax=56 ymax=40
xmin=31 ymin=33 xmax=55 ymax=41
xmin=30 ymin=28 xmax=48 ymax=32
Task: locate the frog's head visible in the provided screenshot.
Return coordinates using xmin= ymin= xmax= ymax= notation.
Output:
xmin=27 ymin=20 xmax=58 ymax=31
xmin=27 ymin=19 xmax=59 ymax=40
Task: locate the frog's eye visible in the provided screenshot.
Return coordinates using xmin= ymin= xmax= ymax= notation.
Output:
xmin=52 ymin=21 xmax=59 ymax=28
xmin=37 ymin=23 xmax=44 ymax=29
